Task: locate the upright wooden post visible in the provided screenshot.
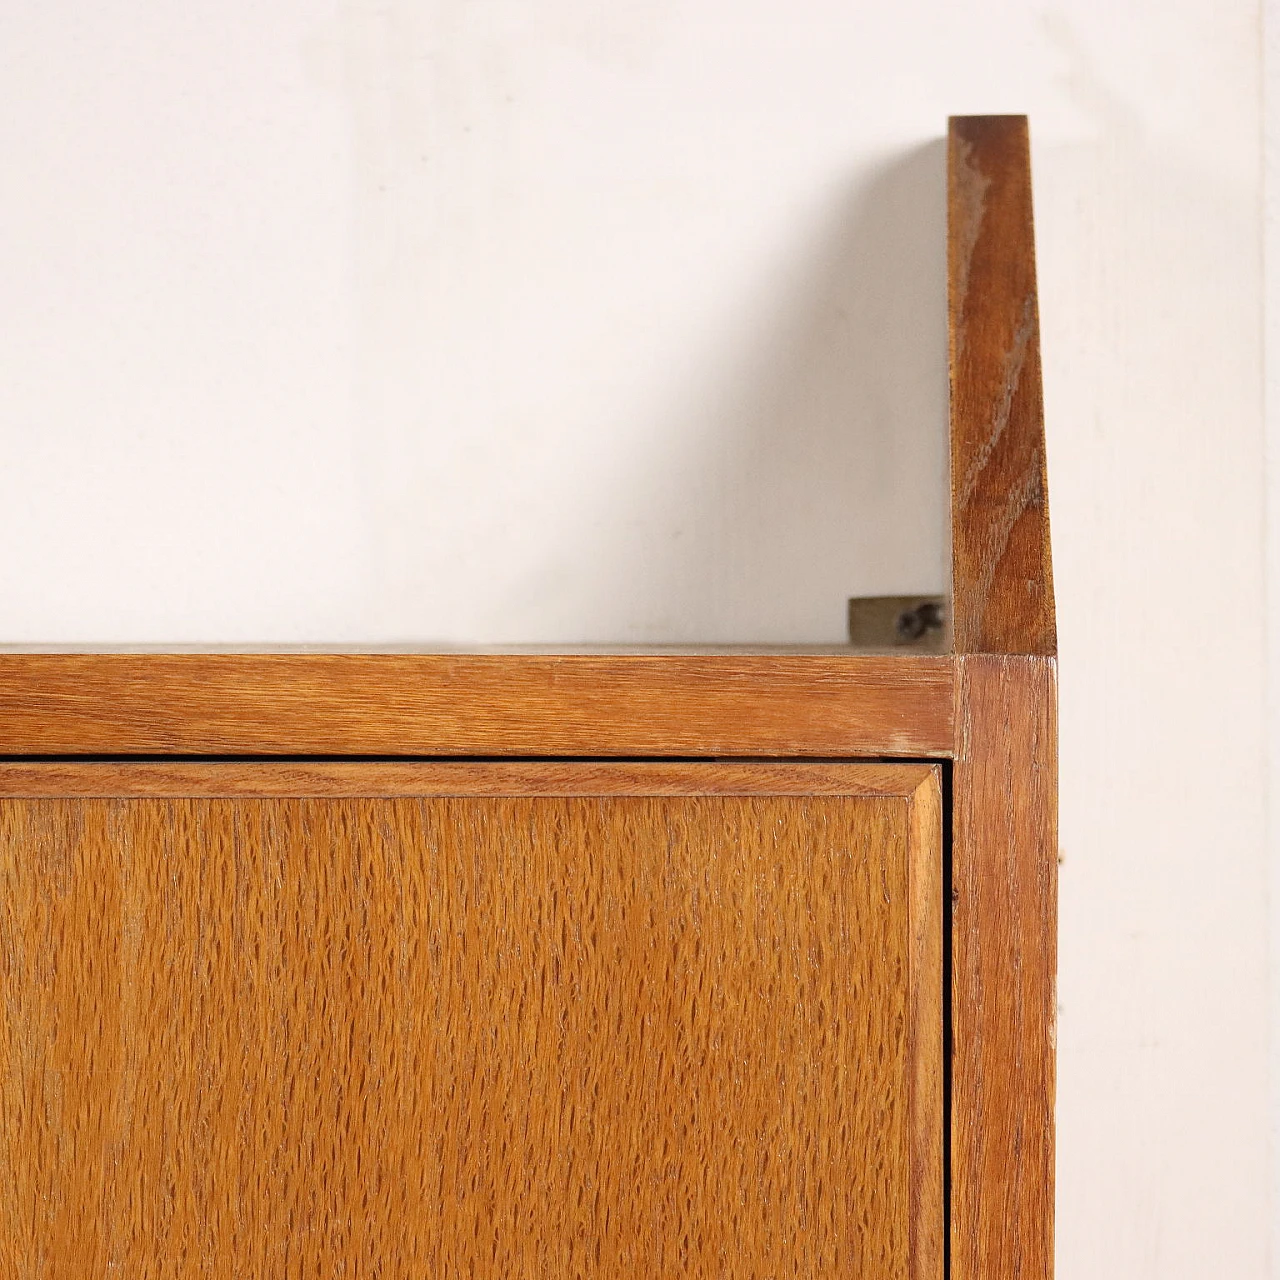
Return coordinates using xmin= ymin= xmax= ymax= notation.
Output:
xmin=947 ymin=115 xmax=1058 ymax=1280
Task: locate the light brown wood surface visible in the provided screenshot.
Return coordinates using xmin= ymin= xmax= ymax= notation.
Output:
xmin=948 ymin=115 xmax=1055 ymax=657
xmin=0 ymin=759 xmax=929 ymax=798
xmin=907 ymin=768 xmax=945 ymax=1280
xmin=950 ymin=656 xmax=1057 ymax=1280
xmin=0 ymin=762 xmax=942 ymax=1280
xmin=0 ymin=652 xmax=954 ymax=758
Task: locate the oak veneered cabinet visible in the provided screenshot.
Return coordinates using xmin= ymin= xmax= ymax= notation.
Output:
xmin=1 ymin=764 xmax=941 ymax=1276
xmin=0 ymin=117 xmax=1055 ymax=1280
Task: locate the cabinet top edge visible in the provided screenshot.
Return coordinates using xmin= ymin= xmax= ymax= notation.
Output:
xmin=0 ymin=650 xmax=956 ymax=759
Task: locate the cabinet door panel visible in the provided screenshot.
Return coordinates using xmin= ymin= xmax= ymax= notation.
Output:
xmin=0 ymin=763 xmax=940 ymax=1279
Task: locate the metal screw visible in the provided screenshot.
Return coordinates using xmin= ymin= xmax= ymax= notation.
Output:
xmin=895 ymin=601 xmax=945 ymax=642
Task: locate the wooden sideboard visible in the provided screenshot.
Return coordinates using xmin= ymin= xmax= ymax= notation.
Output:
xmin=0 ymin=116 xmax=1055 ymax=1279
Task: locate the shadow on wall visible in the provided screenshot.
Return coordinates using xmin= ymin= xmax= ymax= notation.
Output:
xmin=506 ymin=140 xmax=950 ymax=645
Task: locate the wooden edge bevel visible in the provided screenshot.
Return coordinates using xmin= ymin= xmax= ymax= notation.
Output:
xmin=0 ymin=759 xmax=937 ymax=799
xmin=947 ymin=116 xmax=1056 ymax=656
xmin=906 ymin=768 xmax=945 ymax=1280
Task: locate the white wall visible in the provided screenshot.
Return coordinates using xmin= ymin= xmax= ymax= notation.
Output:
xmin=0 ymin=2 xmax=1271 ymax=1275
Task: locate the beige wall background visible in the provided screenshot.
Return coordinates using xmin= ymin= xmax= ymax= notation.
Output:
xmin=0 ymin=1 xmax=1270 ymax=1274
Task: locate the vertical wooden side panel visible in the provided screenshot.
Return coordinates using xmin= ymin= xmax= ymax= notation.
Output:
xmin=951 ymin=654 xmax=1057 ymax=1280
xmin=948 ymin=116 xmax=1056 ymax=656
xmin=908 ymin=771 xmax=945 ymax=1280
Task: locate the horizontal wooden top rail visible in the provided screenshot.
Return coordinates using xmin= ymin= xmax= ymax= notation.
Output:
xmin=948 ymin=115 xmax=1056 ymax=657
xmin=0 ymin=652 xmax=955 ymax=758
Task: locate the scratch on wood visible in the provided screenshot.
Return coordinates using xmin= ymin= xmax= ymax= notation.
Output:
xmin=951 ymin=134 xmax=990 ymax=361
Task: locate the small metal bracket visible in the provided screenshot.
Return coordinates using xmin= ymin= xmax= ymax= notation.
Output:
xmin=847 ymin=596 xmax=949 ymax=651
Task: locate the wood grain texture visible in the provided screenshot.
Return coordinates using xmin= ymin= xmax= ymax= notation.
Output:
xmin=0 ymin=652 xmax=954 ymax=758
xmin=947 ymin=118 xmax=1058 ymax=1280
xmin=0 ymin=763 xmax=942 ymax=1279
xmin=0 ymin=760 xmax=931 ymax=799
xmin=948 ymin=116 xmax=1056 ymax=656
xmin=951 ymin=654 xmax=1057 ymax=1280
